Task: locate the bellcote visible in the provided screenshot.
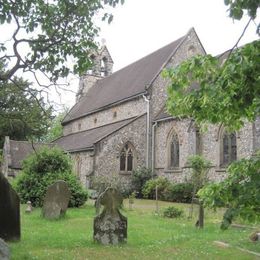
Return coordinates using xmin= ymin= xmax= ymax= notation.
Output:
xmin=76 ymin=45 xmax=114 ymax=102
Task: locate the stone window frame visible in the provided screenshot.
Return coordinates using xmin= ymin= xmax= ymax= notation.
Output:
xmin=100 ymin=57 xmax=108 ymax=77
xmin=166 ymin=130 xmax=181 ymax=171
xmin=218 ymin=126 xmax=237 ymax=168
xmin=119 ymin=142 xmax=136 ymax=175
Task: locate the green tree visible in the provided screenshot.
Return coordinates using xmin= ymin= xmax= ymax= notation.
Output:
xmin=0 ymin=0 xmax=124 ymax=82
xmin=165 ymin=1 xmax=260 ymax=228
xmin=198 ymin=152 xmax=260 ymax=229
xmin=0 ymin=75 xmax=52 ymax=147
xmin=187 ymin=155 xmax=211 ymax=228
xmin=44 ymin=109 xmax=68 ymax=142
xmin=164 ymin=1 xmax=259 ymax=130
xmin=14 ymin=146 xmax=88 ymax=207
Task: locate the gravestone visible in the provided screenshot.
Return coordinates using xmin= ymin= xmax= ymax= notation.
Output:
xmin=93 ymin=187 xmax=127 ymax=245
xmin=42 ymin=180 xmax=71 ymax=219
xmin=0 ymin=238 xmax=10 ymax=260
xmin=25 ymin=201 xmax=32 ymax=214
xmin=0 ymin=173 xmax=20 ymax=241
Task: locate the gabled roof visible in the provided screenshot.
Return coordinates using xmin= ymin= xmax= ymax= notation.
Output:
xmin=154 ymin=106 xmax=174 ymax=122
xmin=62 ymin=30 xmax=192 ymax=124
xmin=9 ymin=140 xmax=54 ymax=169
xmin=55 ymin=116 xmax=144 ymax=152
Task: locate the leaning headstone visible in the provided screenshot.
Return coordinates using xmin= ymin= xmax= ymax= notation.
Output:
xmin=0 ymin=173 xmax=20 ymax=241
xmin=42 ymin=180 xmax=71 ymax=220
xmin=93 ymin=187 xmax=127 ymax=245
xmin=0 ymin=238 xmax=10 ymax=260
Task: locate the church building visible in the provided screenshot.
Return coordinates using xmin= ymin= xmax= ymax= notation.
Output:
xmin=54 ymin=28 xmax=260 ymax=188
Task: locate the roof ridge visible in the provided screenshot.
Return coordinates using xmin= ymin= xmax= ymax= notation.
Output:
xmin=9 ymin=139 xmax=53 ymax=146
xmin=146 ymin=28 xmax=198 ymax=90
xmin=63 ymin=29 xmax=201 ymax=124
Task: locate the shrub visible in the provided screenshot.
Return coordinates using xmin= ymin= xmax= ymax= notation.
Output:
xmin=142 ymin=177 xmax=171 ymax=200
xmin=163 ymin=206 xmax=184 ymax=218
xmin=131 ymin=167 xmax=153 ymax=198
xmin=14 ymin=147 xmax=88 ymax=207
xmin=91 ymin=173 xmax=132 ymax=198
xmin=166 ymin=183 xmax=194 ymax=203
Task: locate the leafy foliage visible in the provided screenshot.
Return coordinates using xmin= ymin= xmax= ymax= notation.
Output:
xmin=187 ymin=155 xmax=211 ymax=191
xmin=142 ymin=177 xmax=171 ymax=200
xmin=198 ymin=152 xmax=260 ymax=229
xmin=131 ymin=167 xmax=153 ymax=198
xmin=0 ymin=0 xmax=124 ymax=82
xmin=164 ymin=40 xmax=260 ymax=131
xmin=142 ymin=177 xmax=194 ymax=203
xmin=224 ymin=0 xmax=259 ymax=22
xmin=163 ymin=206 xmax=184 ymax=218
xmin=44 ymin=109 xmax=68 ymax=142
xmin=0 ymin=74 xmax=52 ymax=147
xmin=14 ymin=147 xmax=88 ymax=207
xmin=91 ymin=173 xmax=132 ymax=198
xmin=165 ymin=183 xmax=194 ymax=203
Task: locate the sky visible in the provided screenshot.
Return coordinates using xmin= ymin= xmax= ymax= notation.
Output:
xmin=99 ymin=0 xmax=259 ymax=72
xmin=2 ymin=0 xmax=259 ymax=109
xmin=62 ymin=0 xmax=258 ymax=107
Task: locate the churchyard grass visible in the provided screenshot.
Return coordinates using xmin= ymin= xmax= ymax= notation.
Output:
xmin=9 ymin=199 xmax=260 ymax=260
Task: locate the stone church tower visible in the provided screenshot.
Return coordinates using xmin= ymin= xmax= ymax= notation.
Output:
xmin=76 ymin=45 xmax=114 ymax=102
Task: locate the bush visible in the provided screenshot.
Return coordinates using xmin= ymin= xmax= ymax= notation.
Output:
xmin=142 ymin=177 xmax=171 ymax=200
xmin=14 ymin=147 xmax=88 ymax=207
xmin=163 ymin=206 xmax=184 ymax=218
xmin=166 ymin=183 xmax=194 ymax=203
xmin=91 ymin=173 xmax=132 ymax=198
xmin=131 ymin=167 xmax=153 ymax=198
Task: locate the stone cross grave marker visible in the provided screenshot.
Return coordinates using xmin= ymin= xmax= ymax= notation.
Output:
xmin=42 ymin=180 xmax=71 ymax=220
xmin=93 ymin=187 xmax=127 ymax=245
xmin=0 ymin=173 xmax=20 ymax=241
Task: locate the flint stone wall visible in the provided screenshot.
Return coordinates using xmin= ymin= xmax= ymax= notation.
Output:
xmin=63 ymin=97 xmax=146 ymax=136
xmin=94 ymin=115 xmax=146 ymax=186
xmin=70 ymin=151 xmax=94 ymax=188
xmin=154 ymin=118 xmax=256 ymax=183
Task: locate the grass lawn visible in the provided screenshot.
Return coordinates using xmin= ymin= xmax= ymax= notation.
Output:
xmin=9 ymin=199 xmax=260 ymax=260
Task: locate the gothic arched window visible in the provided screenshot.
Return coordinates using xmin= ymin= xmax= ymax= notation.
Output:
xmin=120 ymin=143 xmax=134 ymax=172
xmin=221 ymin=131 xmax=237 ymax=166
xmin=169 ymin=134 xmax=180 ymax=168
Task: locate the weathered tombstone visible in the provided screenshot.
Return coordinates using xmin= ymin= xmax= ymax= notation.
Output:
xmin=42 ymin=180 xmax=71 ymax=220
xmin=0 ymin=238 xmax=10 ymax=260
xmin=25 ymin=201 xmax=32 ymax=214
xmin=0 ymin=173 xmax=20 ymax=241
xmin=93 ymin=187 xmax=127 ymax=245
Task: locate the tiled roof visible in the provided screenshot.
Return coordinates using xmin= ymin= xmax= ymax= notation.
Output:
xmin=55 ymin=117 xmax=142 ymax=152
xmin=63 ymin=34 xmax=187 ymax=124
xmin=9 ymin=140 xmax=54 ymax=169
